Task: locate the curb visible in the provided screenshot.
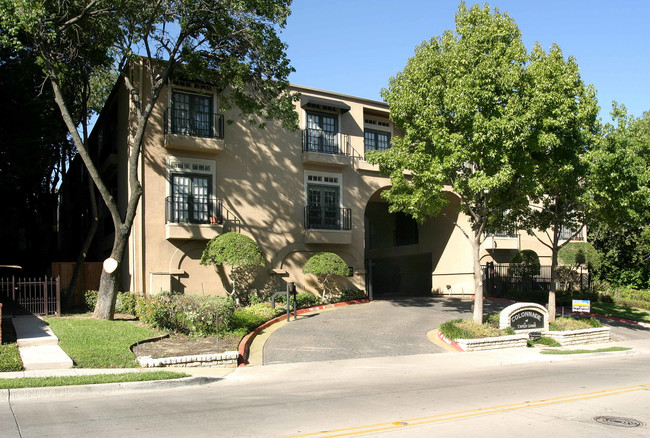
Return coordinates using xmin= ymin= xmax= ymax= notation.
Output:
xmin=0 ymin=376 xmax=220 ymax=401
xmin=436 ymin=330 xmax=465 ymax=352
xmin=237 ymin=299 xmax=370 ymax=366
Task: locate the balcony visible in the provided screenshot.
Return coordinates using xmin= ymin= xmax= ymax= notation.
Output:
xmin=304 ymin=206 xmax=352 ymax=244
xmin=302 ymin=130 xmax=351 ymax=167
xmin=164 ymin=108 xmax=225 ymax=153
xmin=165 ymin=196 xmax=240 ymax=240
xmin=483 ymin=230 xmax=520 ymax=251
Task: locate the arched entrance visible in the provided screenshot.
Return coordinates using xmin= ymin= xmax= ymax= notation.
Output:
xmin=364 ymin=190 xmax=433 ymax=299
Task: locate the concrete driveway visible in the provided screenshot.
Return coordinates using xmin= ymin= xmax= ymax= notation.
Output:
xmin=261 ymin=297 xmax=650 ymax=365
xmin=261 ymin=297 xmax=506 ymax=365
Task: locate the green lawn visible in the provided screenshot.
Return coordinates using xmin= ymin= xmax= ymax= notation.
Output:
xmin=1 ymin=318 xmax=22 ymax=372
xmin=0 ymin=371 xmax=189 ymax=389
xmin=590 ymin=302 xmax=650 ymax=324
xmin=44 ymin=316 xmax=162 ymax=368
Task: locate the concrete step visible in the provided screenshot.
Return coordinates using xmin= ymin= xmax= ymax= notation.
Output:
xmin=12 ymin=315 xmax=74 ymax=370
xmin=12 ymin=315 xmax=60 ymax=347
xmin=19 ymin=345 xmax=74 ymax=370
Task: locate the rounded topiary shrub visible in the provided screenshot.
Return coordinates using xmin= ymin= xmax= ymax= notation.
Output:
xmin=508 ymin=249 xmax=541 ymax=278
xmin=303 ymin=252 xmax=349 ymax=302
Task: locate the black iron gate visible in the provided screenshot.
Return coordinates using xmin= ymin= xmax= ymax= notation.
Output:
xmin=0 ymin=276 xmax=60 ymax=315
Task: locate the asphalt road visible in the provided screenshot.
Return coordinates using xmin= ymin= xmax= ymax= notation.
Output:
xmin=262 ymin=297 xmax=650 ymax=364
xmin=5 ymin=341 xmax=650 ymax=437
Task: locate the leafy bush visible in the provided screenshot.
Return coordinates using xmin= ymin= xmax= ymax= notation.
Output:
xmin=134 ymin=295 xmax=235 ymax=336
xmin=84 ymin=290 xmax=138 ymax=315
xmin=339 ymin=289 xmax=368 ymax=302
xmin=296 ymin=292 xmax=320 ymax=308
xmin=550 ymin=316 xmax=602 ymax=331
xmin=116 ymin=292 xmax=138 ymax=315
xmin=528 ymin=336 xmax=561 ymax=347
xmin=232 ymin=303 xmax=282 ymax=332
xmin=440 ymin=316 xmax=514 ymax=340
xmin=84 ymin=290 xmax=98 ymax=311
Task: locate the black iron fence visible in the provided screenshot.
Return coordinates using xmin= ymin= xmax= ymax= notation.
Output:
xmin=483 ymin=264 xmax=589 ymax=298
xmin=0 ymin=276 xmax=60 ymax=315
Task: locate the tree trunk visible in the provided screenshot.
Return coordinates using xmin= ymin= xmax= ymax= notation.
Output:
xmin=472 ymin=232 xmax=483 ymax=324
xmin=548 ymin=246 xmax=558 ymax=322
xmin=93 ymin=233 xmax=128 ymax=320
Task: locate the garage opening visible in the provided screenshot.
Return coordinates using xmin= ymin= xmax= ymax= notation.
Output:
xmin=364 ymin=199 xmax=432 ymax=299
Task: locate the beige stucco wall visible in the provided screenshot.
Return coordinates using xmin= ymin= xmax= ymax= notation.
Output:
xmin=118 ymin=67 xmax=574 ymax=299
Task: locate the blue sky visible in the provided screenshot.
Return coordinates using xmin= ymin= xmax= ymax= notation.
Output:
xmin=282 ymin=1 xmax=649 ymax=120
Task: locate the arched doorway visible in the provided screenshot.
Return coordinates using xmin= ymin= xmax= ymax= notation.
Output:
xmin=364 ymin=190 xmax=432 ymax=299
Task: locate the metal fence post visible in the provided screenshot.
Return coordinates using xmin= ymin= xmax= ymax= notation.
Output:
xmin=55 ymin=276 xmax=61 ymax=315
xmin=43 ymin=275 xmax=48 ymax=315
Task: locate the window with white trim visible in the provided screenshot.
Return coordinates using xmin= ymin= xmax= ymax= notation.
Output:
xmin=167 ymin=157 xmax=216 ymax=224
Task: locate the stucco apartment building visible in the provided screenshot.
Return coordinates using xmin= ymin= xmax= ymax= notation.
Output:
xmin=59 ymin=61 xmax=584 ymax=300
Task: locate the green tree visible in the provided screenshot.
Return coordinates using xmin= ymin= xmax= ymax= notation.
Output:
xmin=201 ymin=232 xmax=265 ymax=305
xmin=302 ymin=252 xmax=349 ymax=302
xmin=519 ymin=43 xmax=599 ymax=321
xmin=368 ymin=3 xmax=535 ymax=323
xmin=0 ymin=0 xmax=298 ymax=319
xmin=585 ymin=107 xmax=650 ymax=287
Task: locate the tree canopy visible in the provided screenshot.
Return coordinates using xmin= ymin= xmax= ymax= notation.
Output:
xmin=0 ymin=0 xmax=298 ymax=319
xmin=368 ymin=2 xmax=536 ymax=322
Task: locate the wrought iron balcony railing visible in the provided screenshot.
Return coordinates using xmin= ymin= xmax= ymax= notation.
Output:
xmin=302 ymin=129 xmax=341 ymax=154
xmin=164 ymin=108 xmax=224 ymax=139
xmin=165 ymin=196 xmax=240 ymax=231
xmin=304 ymin=206 xmax=351 ymax=231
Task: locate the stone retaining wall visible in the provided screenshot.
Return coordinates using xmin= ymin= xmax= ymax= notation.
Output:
xmin=455 ymin=334 xmax=529 ymax=351
xmin=545 ymin=327 xmax=610 ymax=346
xmin=137 ymin=351 xmax=239 ymax=368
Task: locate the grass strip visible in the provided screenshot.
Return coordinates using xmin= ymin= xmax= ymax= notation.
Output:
xmin=540 ymin=346 xmax=632 ymax=355
xmin=589 ymin=302 xmax=650 ymax=323
xmin=44 ymin=316 xmax=162 ymax=368
xmin=0 ymin=371 xmax=189 ymax=389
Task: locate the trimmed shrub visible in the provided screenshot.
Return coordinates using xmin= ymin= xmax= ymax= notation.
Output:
xmin=339 ymin=289 xmax=368 ymax=302
xmin=303 ymin=252 xmax=349 ymax=302
xmin=508 ymin=250 xmax=541 ymax=278
xmin=233 ymin=303 xmax=282 ymax=332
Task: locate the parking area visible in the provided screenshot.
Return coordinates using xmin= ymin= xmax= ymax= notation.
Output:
xmin=260 ymin=297 xmax=650 ymax=365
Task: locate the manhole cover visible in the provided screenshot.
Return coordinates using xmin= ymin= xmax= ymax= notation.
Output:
xmin=593 ymin=416 xmax=645 ymax=428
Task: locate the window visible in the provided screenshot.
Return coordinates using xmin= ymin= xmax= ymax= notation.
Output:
xmin=170 ymin=174 xmax=212 ymax=223
xmin=304 ymin=171 xmax=350 ymax=230
xmin=171 ymin=91 xmax=213 ymax=137
xmin=167 ymin=157 xmax=215 ymax=224
xmin=560 ymin=225 xmax=583 ymax=241
xmin=307 ymin=185 xmax=340 ymax=229
xmin=364 ymin=130 xmax=391 ymax=156
xmin=304 ymin=112 xmax=339 ymax=154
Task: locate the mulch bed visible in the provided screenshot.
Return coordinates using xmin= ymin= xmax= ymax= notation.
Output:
xmin=133 ymin=333 xmax=242 ymax=359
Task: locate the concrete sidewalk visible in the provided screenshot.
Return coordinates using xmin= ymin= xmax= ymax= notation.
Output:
xmin=12 ymin=315 xmax=73 ymax=370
